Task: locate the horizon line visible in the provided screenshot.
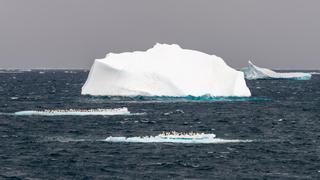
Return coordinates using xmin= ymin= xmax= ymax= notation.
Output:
xmin=0 ymin=68 xmax=319 ymax=71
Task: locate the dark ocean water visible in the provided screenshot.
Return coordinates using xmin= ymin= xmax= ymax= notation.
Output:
xmin=0 ymin=70 xmax=319 ymax=179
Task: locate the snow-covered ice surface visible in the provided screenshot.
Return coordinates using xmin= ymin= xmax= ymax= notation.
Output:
xmin=105 ymin=134 xmax=252 ymax=144
xmin=242 ymin=61 xmax=312 ymax=80
xmin=82 ymin=43 xmax=251 ymax=97
xmin=11 ymin=107 xmax=131 ymax=116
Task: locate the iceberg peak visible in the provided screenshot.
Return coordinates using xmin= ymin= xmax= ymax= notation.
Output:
xmin=148 ymin=43 xmax=183 ymax=53
xmin=82 ymin=44 xmax=251 ymax=97
xmin=153 ymin=43 xmax=181 ymax=49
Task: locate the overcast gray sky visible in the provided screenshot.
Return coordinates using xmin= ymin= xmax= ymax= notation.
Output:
xmin=0 ymin=0 xmax=319 ymax=69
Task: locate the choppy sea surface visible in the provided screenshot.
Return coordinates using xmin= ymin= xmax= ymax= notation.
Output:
xmin=0 ymin=70 xmax=319 ymax=179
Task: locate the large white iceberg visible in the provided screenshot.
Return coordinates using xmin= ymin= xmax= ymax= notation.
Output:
xmin=82 ymin=43 xmax=251 ymax=97
xmin=242 ymin=61 xmax=312 ymax=80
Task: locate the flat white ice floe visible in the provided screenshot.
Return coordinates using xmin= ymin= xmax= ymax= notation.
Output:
xmin=82 ymin=43 xmax=251 ymax=97
xmin=105 ymin=133 xmax=252 ymax=144
xmin=14 ymin=107 xmax=131 ymax=116
xmin=243 ymin=61 xmax=312 ymax=80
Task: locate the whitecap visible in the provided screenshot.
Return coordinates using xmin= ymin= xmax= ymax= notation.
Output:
xmin=164 ymin=109 xmax=185 ymax=116
xmin=42 ymin=136 xmax=87 ymax=143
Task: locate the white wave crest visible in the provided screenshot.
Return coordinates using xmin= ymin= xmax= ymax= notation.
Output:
xmin=42 ymin=136 xmax=87 ymax=142
xmin=104 ymin=135 xmax=252 ymax=144
xmin=14 ymin=107 xmax=131 ymax=116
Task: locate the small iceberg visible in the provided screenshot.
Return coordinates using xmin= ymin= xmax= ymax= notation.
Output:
xmin=105 ymin=131 xmax=252 ymax=144
xmin=310 ymin=72 xmax=320 ymax=75
xmin=242 ymin=61 xmax=312 ymax=80
xmin=13 ymin=107 xmax=131 ymax=116
xmin=82 ymin=43 xmax=251 ymax=97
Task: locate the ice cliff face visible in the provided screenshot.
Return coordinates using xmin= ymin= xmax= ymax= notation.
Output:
xmin=82 ymin=43 xmax=251 ymax=97
xmin=243 ymin=61 xmax=311 ymax=80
